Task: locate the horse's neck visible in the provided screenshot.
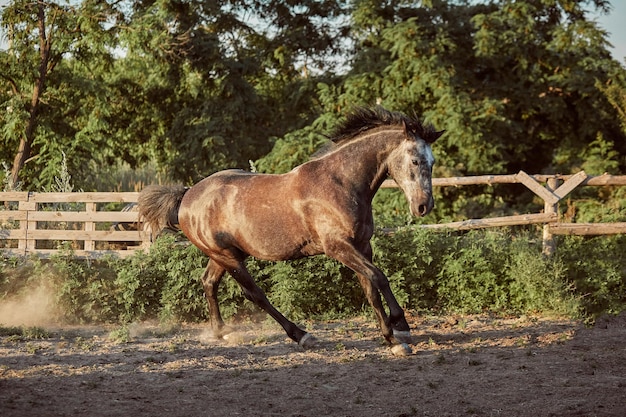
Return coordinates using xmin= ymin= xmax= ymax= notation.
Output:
xmin=321 ymin=131 xmax=400 ymax=199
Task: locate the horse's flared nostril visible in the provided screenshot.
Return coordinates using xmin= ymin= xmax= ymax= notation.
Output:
xmin=418 ymin=204 xmax=428 ymax=216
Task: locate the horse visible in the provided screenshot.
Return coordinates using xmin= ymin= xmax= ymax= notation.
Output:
xmin=137 ymin=106 xmax=443 ymax=352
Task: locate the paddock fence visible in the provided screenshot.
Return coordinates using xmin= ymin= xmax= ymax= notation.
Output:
xmin=1 ymin=170 xmax=625 ymax=258
xmin=383 ymin=170 xmax=626 ymax=254
xmin=0 ymin=192 xmax=148 ymax=258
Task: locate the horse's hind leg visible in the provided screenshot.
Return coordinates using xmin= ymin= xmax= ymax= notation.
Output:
xmin=220 ymin=258 xmax=313 ymax=347
xmin=201 ymin=260 xmax=229 ymax=338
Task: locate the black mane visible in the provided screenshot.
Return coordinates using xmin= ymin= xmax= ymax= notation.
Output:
xmin=329 ymin=106 xmax=438 ymax=144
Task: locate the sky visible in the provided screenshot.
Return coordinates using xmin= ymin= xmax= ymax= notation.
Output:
xmin=0 ymin=0 xmax=624 ymax=62
xmin=593 ymin=0 xmax=626 ymax=64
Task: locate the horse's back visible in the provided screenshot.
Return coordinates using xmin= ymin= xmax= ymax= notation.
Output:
xmin=177 ymin=169 xmax=325 ymax=260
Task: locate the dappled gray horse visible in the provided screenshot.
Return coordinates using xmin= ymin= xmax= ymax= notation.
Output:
xmin=138 ymin=107 xmax=443 ymax=352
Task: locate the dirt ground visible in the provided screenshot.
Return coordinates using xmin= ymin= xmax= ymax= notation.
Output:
xmin=1 ymin=311 xmax=625 ymax=417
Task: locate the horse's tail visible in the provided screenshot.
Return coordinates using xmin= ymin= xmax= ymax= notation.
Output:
xmin=137 ymin=185 xmax=188 ymax=234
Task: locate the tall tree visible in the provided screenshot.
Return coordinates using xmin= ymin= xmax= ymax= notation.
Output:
xmin=0 ymin=0 xmax=121 ymax=190
xmin=102 ymin=0 xmax=346 ymax=184
xmin=323 ymin=0 xmax=624 ymax=174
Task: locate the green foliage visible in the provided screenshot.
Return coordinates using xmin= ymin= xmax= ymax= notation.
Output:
xmin=112 ymin=243 xmax=172 ymax=323
xmin=254 ymin=125 xmax=330 ymax=174
xmin=0 ymin=0 xmax=121 ymax=190
xmin=256 ymin=256 xmax=362 ymax=320
xmin=1 ymin=0 xmax=624 ymax=236
xmin=157 ymin=242 xmax=209 ymax=323
xmin=436 ymin=231 xmax=512 ymax=313
xmin=507 ymin=242 xmax=577 ymax=316
xmin=372 ymin=227 xmax=443 ymax=310
xmin=2 ymin=228 xmax=625 ymax=325
xmin=108 ymin=325 xmax=131 ymax=344
xmin=0 ymin=325 xmax=49 ymax=339
xmin=310 ymin=0 xmax=626 ymax=220
xmin=52 ymin=250 xmax=120 ymax=324
xmin=557 ymin=234 xmax=626 ymax=316
xmin=111 ymin=235 xmax=212 ymax=324
xmin=373 ymin=228 xmax=581 ymax=317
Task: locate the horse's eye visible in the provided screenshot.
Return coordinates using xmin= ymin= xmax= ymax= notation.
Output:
xmin=411 ymin=159 xmax=419 ymax=166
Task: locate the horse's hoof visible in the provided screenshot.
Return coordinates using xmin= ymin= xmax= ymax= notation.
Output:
xmin=212 ymin=325 xmax=235 ymax=340
xmin=299 ymin=333 xmax=317 ymax=349
xmin=392 ymin=329 xmax=413 ymax=344
xmin=391 ymin=343 xmax=412 ymax=356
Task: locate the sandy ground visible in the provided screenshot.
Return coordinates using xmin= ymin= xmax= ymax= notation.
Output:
xmin=1 ymin=311 xmax=625 ymax=417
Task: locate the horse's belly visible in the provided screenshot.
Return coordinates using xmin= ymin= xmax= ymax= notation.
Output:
xmin=236 ymin=218 xmax=322 ymax=261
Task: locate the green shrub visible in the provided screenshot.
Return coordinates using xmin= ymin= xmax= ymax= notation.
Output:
xmin=158 ymin=242 xmax=209 ymax=323
xmin=372 ymin=227 xmax=443 ymax=310
xmin=112 ymin=243 xmax=171 ymax=323
xmin=436 ymin=231 xmax=510 ymax=313
xmin=506 ymin=239 xmax=579 ymax=316
xmin=253 ymin=256 xmax=362 ymax=321
xmin=374 ymin=228 xmax=581 ymax=317
xmin=0 ymin=254 xmax=43 ymax=298
xmin=1 ymin=227 xmax=624 ymax=325
xmin=557 ymin=234 xmax=626 ymax=316
xmin=52 ymin=250 xmax=119 ymax=323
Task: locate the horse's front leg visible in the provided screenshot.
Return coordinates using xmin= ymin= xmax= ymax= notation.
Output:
xmin=327 ymin=241 xmax=412 ymax=347
xmin=356 ymin=273 xmax=393 ymax=340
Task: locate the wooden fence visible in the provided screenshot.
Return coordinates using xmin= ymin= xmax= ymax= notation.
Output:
xmin=386 ymin=170 xmax=626 ymax=254
xmin=0 ymin=191 xmax=148 ymax=258
xmin=1 ymin=170 xmax=625 ymax=258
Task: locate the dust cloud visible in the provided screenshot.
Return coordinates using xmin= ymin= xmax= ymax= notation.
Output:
xmin=0 ymin=284 xmax=59 ymax=327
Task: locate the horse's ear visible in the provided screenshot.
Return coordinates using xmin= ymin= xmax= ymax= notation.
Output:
xmin=426 ymin=130 xmax=445 ymax=144
xmin=403 ymin=120 xmax=419 ymax=138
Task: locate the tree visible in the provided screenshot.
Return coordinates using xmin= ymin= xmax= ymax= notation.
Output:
xmin=0 ymin=0 xmax=346 ymax=189
xmin=0 ymin=0 xmax=121 ymax=190
xmin=102 ymin=0 xmax=347 ymax=184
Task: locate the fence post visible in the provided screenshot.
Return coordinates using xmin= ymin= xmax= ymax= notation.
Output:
xmin=542 ymin=178 xmax=560 ymax=256
xmin=84 ymin=202 xmax=96 ymax=251
xmin=18 ymin=193 xmax=37 ymax=254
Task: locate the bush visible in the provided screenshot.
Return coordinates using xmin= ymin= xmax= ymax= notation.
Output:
xmin=53 ymin=250 xmax=120 ymax=323
xmin=373 ymin=228 xmax=580 ymax=317
xmin=435 ymin=231 xmax=511 ymax=313
xmin=557 ymin=234 xmax=626 ymax=316
xmin=372 ymin=227 xmax=443 ymax=310
xmin=2 ymin=228 xmax=624 ymax=325
xmin=252 ymin=256 xmax=363 ymax=321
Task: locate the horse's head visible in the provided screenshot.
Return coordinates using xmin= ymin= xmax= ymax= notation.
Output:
xmin=387 ymin=123 xmax=444 ymax=217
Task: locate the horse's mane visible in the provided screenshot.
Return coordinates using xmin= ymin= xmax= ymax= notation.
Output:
xmin=329 ymin=106 xmax=439 ymax=145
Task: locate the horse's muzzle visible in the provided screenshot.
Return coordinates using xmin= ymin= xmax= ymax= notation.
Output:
xmin=411 ymin=195 xmax=434 ymax=217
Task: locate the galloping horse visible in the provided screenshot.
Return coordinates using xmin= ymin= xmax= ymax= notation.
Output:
xmin=138 ymin=106 xmax=443 ymax=351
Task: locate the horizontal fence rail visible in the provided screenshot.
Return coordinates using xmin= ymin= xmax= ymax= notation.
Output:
xmin=385 ymin=170 xmax=626 ymax=254
xmin=0 ymin=192 xmax=147 ymax=258
xmin=1 ymin=171 xmax=625 ymax=258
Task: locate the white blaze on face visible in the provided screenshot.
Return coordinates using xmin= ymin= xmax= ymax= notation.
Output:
xmin=423 ymin=143 xmax=435 ymax=168
xmin=419 ymin=142 xmax=435 ymax=191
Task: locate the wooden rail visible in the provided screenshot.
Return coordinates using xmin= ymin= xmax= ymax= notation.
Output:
xmin=1 ymin=171 xmax=624 ymax=258
xmin=0 ymin=192 xmax=148 ymax=258
xmin=383 ymin=170 xmax=626 ymax=255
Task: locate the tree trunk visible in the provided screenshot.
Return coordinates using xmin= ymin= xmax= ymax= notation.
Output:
xmin=8 ymin=3 xmax=50 ymax=190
